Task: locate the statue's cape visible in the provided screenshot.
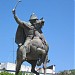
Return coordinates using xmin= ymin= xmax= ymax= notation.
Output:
xmin=15 ymin=25 xmax=26 ymax=45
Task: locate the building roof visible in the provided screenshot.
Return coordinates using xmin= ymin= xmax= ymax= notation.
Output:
xmin=47 ymin=65 xmax=55 ymax=69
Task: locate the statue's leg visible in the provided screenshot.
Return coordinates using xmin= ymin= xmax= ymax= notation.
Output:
xmin=21 ymin=39 xmax=31 ymax=60
xmin=19 ymin=45 xmax=26 ymax=60
xmin=15 ymin=48 xmax=23 ymax=75
xmin=19 ymin=40 xmax=31 ymax=60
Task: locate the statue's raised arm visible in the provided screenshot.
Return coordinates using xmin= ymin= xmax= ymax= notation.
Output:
xmin=12 ymin=9 xmax=31 ymax=29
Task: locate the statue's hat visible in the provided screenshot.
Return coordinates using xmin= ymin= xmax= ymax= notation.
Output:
xmin=29 ymin=13 xmax=38 ymax=21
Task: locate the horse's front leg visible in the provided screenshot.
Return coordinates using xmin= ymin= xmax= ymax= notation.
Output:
xmin=15 ymin=48 xmax=23 ymax=75
xmin=27 ymin=60 xmax=39 ymax=75
xmin=31 ymin=60 xmax=39 ymax=75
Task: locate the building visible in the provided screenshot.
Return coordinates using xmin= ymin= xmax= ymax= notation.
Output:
xmin=37 ymin=65 xmax=55 ymax=74
xmin=0 ymin=62 xmax=31 ymax=74
xmin=0 ymin=62 xmax=55 ymax=74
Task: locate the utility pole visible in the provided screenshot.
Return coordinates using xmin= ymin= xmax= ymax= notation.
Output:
xmin=13 ymin=37 xmax=15 ymax=63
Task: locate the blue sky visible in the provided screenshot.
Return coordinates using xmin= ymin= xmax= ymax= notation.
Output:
xmin=0 ymin=0 xmax=74 ymax=72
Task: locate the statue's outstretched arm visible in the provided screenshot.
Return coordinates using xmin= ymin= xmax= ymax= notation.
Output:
xmin=12 ymin=9 xmax=29 ymax=29
xmin=12 ymin=9 xmax=23 ymax=25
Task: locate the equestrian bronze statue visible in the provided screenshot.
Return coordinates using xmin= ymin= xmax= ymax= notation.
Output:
xmin=12 ymin=1 xmax=49 ymax=75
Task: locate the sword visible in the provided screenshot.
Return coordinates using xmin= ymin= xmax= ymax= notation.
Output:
xmin=13 ymin=0 xmax=21 ymax=10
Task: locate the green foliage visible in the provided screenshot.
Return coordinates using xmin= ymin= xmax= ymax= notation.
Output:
xmin=69 ymin=70 xmax=75 ymax=75
xmin=0 ymin=71 xmax=34 ymax=75
xmin=0 ymin=71 xmax=14 ymax=75
xmin=58 ymin=69 xmax=75 ymax=75
xmin=18 ymin=71 xmax=22 ymax=75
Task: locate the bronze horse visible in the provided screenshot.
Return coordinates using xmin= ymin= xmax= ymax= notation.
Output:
xmin=15 ymin=37 xmax=49 ymax=75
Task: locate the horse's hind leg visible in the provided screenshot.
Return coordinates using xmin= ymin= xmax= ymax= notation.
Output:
xmin=43 ymin=55 xmax=48 ymax=75
xmin=15 ymin=48 xmax=23 ymax=75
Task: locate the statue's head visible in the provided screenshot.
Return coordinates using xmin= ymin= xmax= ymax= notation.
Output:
xmin=29 ymin=13 xmax=38 ymax=21
xmin=29 ymin=13 xmax=38 ymax=23
xmin=29 ymin=13 xmax=44 ymax=29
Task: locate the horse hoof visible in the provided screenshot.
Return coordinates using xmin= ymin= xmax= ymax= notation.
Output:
xmin=36 ymin=72 xmax=39 ymax=75
xmin=31 ymin=69 xmax=39 ymax=75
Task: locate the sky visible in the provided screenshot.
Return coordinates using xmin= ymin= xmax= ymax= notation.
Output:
xmin=0 ymin=0 xmax=74 ymax=72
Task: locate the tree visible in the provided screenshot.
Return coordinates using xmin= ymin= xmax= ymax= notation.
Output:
xmin=0 ymin=71 xmax=14 ymax=75
xmin=58 ymin=69 xmax=75 ymax=75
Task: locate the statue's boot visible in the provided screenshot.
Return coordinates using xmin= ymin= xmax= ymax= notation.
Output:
xmin=37 ymin=48 xmax=46 ymax=54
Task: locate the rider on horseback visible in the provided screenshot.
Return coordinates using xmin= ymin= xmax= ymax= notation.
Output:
xmin=12 ymin=9 xmax=47 ymax=64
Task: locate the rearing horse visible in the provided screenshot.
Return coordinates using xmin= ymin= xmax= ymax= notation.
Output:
xmin=15 ymin=35 xmax=49 ymax=75
xmin=15 ymin=25 xmax=49 ymax=75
